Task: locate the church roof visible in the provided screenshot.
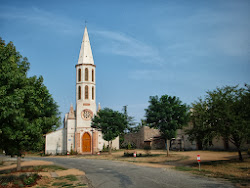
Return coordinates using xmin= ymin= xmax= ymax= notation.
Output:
xmin=68 ymin=104 xmax=75 ymax=119
xmin=78 ymin=27 xmax=94 ymax=65
xmin=97 ymin=103 xmax=101 ymax=112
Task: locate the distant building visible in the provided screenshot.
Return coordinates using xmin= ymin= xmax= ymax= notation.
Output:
xmin=124 ymin=126 xmax=165 ymax=149
xmin=45 ymin=27 xmax=119 ymax=155
xmin=124 ymin=123 xmax=249 ymax=151
xmin=123 ymin=125 xmax=196 ymax=150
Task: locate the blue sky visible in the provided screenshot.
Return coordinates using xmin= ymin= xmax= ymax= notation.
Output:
xmin=1 ymin=0 xmax=249 ymax=125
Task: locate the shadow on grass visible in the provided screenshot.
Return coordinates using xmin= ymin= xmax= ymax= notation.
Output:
xmin=122 ymin=153 xmax=164 ymax=158
xmin=0 ymin=165 xmax=67 ymax=175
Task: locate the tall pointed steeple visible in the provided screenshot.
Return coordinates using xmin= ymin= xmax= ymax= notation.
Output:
xmin=76 ymin=26 xmax=96 ymax=129
xmin=78 ymin=27 xmax=94 ymax=65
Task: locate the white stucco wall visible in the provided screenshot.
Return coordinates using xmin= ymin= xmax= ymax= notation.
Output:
xmin=45 ymin=129 xmax=66 ymax=154
xmin=66 ymin=119 xmax=76 ymax=152
xmin=97 ymin=131 xmax=120 ymax=151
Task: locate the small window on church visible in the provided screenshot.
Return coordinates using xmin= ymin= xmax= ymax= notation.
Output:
xmin=92 ymin=86 xmax=94 ymax=100
xmin=85 ymin=85 xmax=89 ymax=99
xmin=92 ymin=69 xmax=94 ymax=82
xmin=78 ymin=68 xmax=81 ymax=82
xmin=78 ymin=86 xmax=81 ymax=100
xmin=85 ymin=68 xmax=88 ymax=81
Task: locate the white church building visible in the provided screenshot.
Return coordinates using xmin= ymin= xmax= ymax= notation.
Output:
xmin=45 ymin=27 xmax=119 ymax=155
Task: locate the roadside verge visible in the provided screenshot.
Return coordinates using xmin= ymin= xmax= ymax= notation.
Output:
xmin=0 ymin=158 xmax=93 ymax=188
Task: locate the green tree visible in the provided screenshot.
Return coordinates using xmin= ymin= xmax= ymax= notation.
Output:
xmin=186 ymin=99 xmax=215 ymax=150
xmin=122 ymin=105 xmax=135 ymax=133
xmin=145 ymin=95 xmax=189 ymax=156
xmin=0 ymin=38 xmax=60 ymax=170
xmin=119 ymin=105 xmax=135 ymax=147
xmin=91 ymin=108 xmax=127 ymax=154
xmin=129 ymin=119 xmax=145 ymax=133
xmin=205 ymin=85 xmax=250 ymax=161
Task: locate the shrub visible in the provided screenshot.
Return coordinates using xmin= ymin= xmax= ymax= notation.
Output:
xmin=124 ymin=152 xmax=133 ymax=157
xmin=123 ymin=152 xmax=143 ymax=157
xmin=70 ymin=148 xmax=78 ymax=155
xmin=23 ymin=176 xmax=35 ymax=185
xmin=127 ymin=142 xmax=132 ymax=150
xmin=102 ymin=144 xmax=109 ymax=152
xmin=23 ymin=173 xmax=39 ymax=185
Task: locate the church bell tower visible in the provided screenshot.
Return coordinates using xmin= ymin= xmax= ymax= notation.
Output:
xmin=75 ymin=27 xmax=96 ymax=128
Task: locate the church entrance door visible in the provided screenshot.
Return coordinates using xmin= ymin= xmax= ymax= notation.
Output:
xmin=82 ymin=133 xmax=91 ymax=152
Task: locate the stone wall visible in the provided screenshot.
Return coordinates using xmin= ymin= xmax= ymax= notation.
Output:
xmin=151 ymin=139 xmax=165 ymax=149
xmin=124 ymin=130 xmax=143 ymax=148
xmin=124 ymin=126 xmax=161 ymax=149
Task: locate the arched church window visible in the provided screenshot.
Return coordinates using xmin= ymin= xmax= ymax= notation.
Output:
xmin=85 ymin=85 xmax=89 ymax=99
xmin=92 ymin=86 xmax=94 ymax=100
xmin=78 ymin=86 xmax=81 ymax=100
xmin=85 ymin=68 xmax=88 ymax=81
xmin=92 ymin=69 xmax=94 ymax=82
xmin=78 ymin=68 xmax=81 ymax=82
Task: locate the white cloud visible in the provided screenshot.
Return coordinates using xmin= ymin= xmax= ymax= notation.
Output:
xmin=93 ymin=30 xmax=164 ymax=65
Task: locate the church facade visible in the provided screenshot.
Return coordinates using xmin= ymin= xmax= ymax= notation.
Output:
xmin=45 ymin=27 xmax=119 ymax=155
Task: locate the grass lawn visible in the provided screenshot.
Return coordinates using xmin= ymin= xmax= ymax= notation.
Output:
xmin=175 ymin=158 xmax=250 ymax=187
xmin=0 ymin=165 xmax=88 ymax=188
